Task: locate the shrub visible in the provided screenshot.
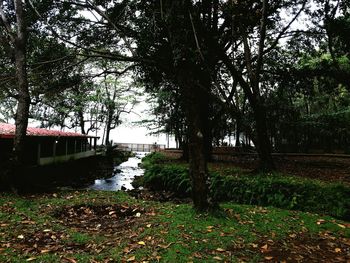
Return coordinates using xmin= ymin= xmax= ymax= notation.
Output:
xmin=140 ymin=153 xmax=350 ymax=220
xmin=141 ymin=152 xmax=169 ymax=168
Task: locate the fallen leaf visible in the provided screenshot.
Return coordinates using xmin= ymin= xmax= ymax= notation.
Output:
xmin=127 ymin=256 xmax=135 ymax=262
xmin=261 ymin=244 xmax=268 ymax=250
xmin=138 ymin=241 xmax=146 ymax=246
xmin=146 ymin=224 xmax=152 ymax=228
xmin=213 ymin=256 xmax=223 ymax=261
xmin=123 ymin=247 xmax=131 ymax=253
xmin=193 ymin=253 xmax=202 ymax=259
xmin=26 ymin=257 xmax=37 ymax=262
xmin=21 ymin=220 xmax=35 ymax=225
xmin=216 ymin=248 xmax=225 ymax=252
xmin=135 ymin=212 xmax=141 ymax=217
xmin=17 ymin=235 xmax=24 ymax=239
xmin=337 ymin=224 xmax=346 ymax=229
xmin=158 ymin=243 xmax=174 ymax=249
xmin=63 ymin=258 xmax=77 ymax=263
xmin=40 ymin=249 xmax=50 ymax=254
xmin=265 ymin=256 xmax=273 ymax=260
xmin=317 ymin=219 xmax=325 ymax=225
xmin=335 ymin=248 xmax=342 ymax=253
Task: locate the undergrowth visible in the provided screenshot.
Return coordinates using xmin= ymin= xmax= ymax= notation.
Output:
xmin=139 ymin=153 xmax=350 ymax=220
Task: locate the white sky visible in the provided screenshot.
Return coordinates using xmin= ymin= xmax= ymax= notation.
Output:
xmin=106 ymin=100 xmax=175 ymax=147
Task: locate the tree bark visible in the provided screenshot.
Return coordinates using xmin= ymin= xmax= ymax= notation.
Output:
xmin=12 ymin=0 xmax=30 ymax=167
xmin=252 ymin=103 xmax=275 ymax=171
xmin=235 ymin=117 xmax=241 ymax=147
xmin=181 ymin=78 xmax=210 ymax=211
xmin=78 ymin=110 xmax=86 ymax=134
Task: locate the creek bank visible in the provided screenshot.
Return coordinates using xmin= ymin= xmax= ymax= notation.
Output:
xmin=0 ymin=150 xmax=132 ymax=193
xmin=87 ymin=152 xmax=147 ymax=191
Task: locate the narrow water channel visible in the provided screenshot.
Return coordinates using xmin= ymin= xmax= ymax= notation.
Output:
xmin=87 ymin=152 xmax=147 ymax=191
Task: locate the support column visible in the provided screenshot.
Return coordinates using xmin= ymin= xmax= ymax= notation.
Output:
xmin=65 ymin=139 xmax=68 ymax=156
xmin=74 ymin=139 xmax=77 ymax=153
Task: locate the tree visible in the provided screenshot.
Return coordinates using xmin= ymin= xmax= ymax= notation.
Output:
xmin=0 ymin=0 xmax=30 ymax=166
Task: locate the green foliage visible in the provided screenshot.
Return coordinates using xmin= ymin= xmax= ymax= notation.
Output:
xmin=141 ymin=154 xmax=350 ymax=220
xmin=143 ymin=164 xmax=191 ymax=196
xmin=210 ymin=172 xmax=350 ymax=220
xmin=141 ymin=152 xmax=169 ymax=168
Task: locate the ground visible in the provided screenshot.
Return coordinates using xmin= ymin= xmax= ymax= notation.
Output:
xmin=0 ymin=191 xmax=349 ymax=262
xmin=209 ymin=155 xmax=350 ymax=185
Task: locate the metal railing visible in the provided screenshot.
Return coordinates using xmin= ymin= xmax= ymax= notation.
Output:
xmin=115 ymin=143 xmax=166 ymax=152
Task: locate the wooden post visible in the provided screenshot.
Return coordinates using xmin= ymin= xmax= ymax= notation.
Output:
xmin=74 ymin=139 xmax=77 ymax=153
xmin=80 ymin=139 xmax=83 ymax=152
xmin=94 ymin=137 xmax=97 ymax=150
xmin=89 ymin=138 xmax=92 ymax=150
xmin=37 ymin=142 xmax=41 ymax=165
xmin=65 ymin=139 xmax=68 ymax=156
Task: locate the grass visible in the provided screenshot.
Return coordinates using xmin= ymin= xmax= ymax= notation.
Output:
xmin=0 ymin=190 xmax=349 ymax=262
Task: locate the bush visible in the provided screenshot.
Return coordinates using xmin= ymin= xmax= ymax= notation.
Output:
xmin=140 ymin=153 xmax=350 ymax=220
xmin=141 ymin=152 xmax=169 ymax=168
xmin=143 ymin=164 xmax=191 ymax=196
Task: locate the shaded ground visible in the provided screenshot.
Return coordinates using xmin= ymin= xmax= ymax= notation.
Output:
xmin=1 ymin=191 xmax=349 ymax=262
xmin=209 ymin=155 xmax=350 ymax=185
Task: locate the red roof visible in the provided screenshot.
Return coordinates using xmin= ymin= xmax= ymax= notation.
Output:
xmin=0 ymin=123 xmax=97 ymax=138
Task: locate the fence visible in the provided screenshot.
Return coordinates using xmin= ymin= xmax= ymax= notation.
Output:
xmin=115 ymin=143 xmax=166 ymax=153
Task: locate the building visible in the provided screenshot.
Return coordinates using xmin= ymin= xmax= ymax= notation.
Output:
xmin=0 ymin=123 xmax=99 ymax=166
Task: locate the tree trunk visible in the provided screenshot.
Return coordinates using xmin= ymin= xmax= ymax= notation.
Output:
xmin=184 ymin=84 xmax=210 ymax=211
xmin=12 ymin=0 xmax=30 ymax=167
xmin=78 ymin=110 xmax=86 ymax=134
xmin=253 ymin=104 xmax=275 ymax=171
xmin=235 ymin=117 xmax=241 ymax=147
xmin=105 ymin=110 xmax=113 ymax=146
xmin=105 ymin=125 xmax=111 ymax=146
xmin=164 ymin=0 xmax=212 ymax=211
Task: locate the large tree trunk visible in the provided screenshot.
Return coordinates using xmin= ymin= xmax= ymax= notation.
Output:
xmin=164 ymin=0 xmax=212 ymax=211
xmin=183 ymin=81 xmax=210 ymax=211
xmin=12 ymin=0 xmax=30 ymax=167
xmin=253 ymin=104 xmax=275 ymax=171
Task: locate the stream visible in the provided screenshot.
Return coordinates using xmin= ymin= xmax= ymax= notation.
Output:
xmin=87 ymin=152 xmax=147 ymax=191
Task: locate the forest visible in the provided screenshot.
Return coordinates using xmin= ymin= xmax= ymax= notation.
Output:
xmin=0 ymin=1 xmax=350 ymax=262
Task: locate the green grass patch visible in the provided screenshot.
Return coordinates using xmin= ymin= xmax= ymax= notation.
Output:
xmin=0 ymin=190 xmax=349 ymax=262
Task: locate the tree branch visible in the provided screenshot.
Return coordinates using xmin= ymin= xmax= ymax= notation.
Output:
xmin=0 ymin=1 xmax=15 ymax=44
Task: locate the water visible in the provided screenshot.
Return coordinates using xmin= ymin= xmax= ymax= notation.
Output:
xmin=87 ymin=152 xmax=147 ymax=191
